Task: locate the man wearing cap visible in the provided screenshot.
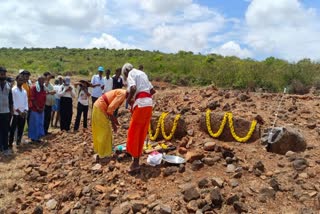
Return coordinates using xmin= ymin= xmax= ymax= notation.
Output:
xmin=122 ymin=63 xmax=156 ymax=172
xmin=0 ymin=67 xmax=13 ymax=154
xmin=43 ymin=72 xmax=56 ymax=135
xmin=58 ymin=76 xmax=75 ymax=131
xmin=91 ymin=66 xmax=105 ymax=105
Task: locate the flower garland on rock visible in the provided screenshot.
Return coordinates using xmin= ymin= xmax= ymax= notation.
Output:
xmin=206 ymin=109 xmax=257 ymax=143
xmin=148 ymin=112 xmax=181 ymax=141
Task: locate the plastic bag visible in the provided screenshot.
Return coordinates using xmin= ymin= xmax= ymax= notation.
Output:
xmin=147 ymin=152 xmax=163 ymax=166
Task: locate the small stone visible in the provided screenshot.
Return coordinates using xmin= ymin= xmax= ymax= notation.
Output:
xmin=187 ymin=129 xmax=194 ymax=136
xmin=33 ymin=206 xmax=43 ymax=214
xmin=8 ymin=183 xmax=17 ymax=192
xmin=253 ymin=161 xmax=265 ymax=172
xmin=198 ymin=178 xmax=210 ymax=189
xmin=210 ymin=188 xmax=223 ymax=208
xmin=186 ymin=200 xmax=198 ymax=213
xmin=183 ymin=186 xmax=200 ymax=202
xmin=211 ymin=177 xmax=224 ymax=188
xmin=92 ymin=164 xmax=102 ymax=171
xmin=226 ymin=164 xmax=236 ymax=173
xmin=233 ymin=202 xmax=248 ymax=213
xmin=159 ymin=204 xmax=171 ymax=214
xmin=131 ymin=200 xmax=147 ymax=213
xmin=178 ymin=147 xmax=187 ymax=154
xmin=163 ymin=167 xmax=178 ymax=177
xmin=269 ymin=178 xmax=280 ymax=191
xmin=266 ymin=171 xmax=273 ymax=177
xmin=229 ymin=179 xmax=239 ymax=188
xmin=285 ymin=151 xmax=296 ymax=157
xmin=299 ymin=172 xmax=309 ymax=179
xmin=233 ymin=172 xmax=242 ymax=179
xmin=46 ymin=199 xmax=57 ymax=210
xmin=191 ymin=160 xmax=204 ymax=171
xmin=203 ymin=142 xmax=216 ymax=151
xmin=226 ymin=194 xmax=239 ymax=205
xmin=185 ymin=151 xmax=205 ymax=163
xmin=203 ymin=158 xmax=216 ymax=166
xmin=260 ymin=187 xmax=276 ymax=200
xmin=292 ymin=158 xmax=308 ymax=171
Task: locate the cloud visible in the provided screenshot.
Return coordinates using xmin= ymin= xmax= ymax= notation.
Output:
xmin=211 ymin=41 xmax=252 ymax=58
xmin=138 ymin=0 xmax=192 ymax=14
xmin=244 ymin=0 xmax=320 ymax=61
xmin=88 ymin=33 xmax=136 ymax=49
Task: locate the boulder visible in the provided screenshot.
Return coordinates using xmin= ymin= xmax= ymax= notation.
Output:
xmin=261 ymin=127 xmax=307 ymax=155
xmin=199 ymin=113 xmax=260 ymax=142
xmin=149 ymin=114 xmax=187 ymax=140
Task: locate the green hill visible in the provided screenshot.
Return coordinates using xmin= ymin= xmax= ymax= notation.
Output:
xmin=1 ymin=47 xmax=319 ymax=93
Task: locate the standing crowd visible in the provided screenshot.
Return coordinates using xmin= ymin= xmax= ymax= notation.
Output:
xmin=0 ymin=63 xmax=153 ymax=173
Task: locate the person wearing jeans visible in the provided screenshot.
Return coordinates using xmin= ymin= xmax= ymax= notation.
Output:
xmin=0 ymin=67 xmax=13 ymax=154
xmin=74 ymin=80 xmax=91 ymax=132
xmin=9 ymin=74 xmax=28 ymax=147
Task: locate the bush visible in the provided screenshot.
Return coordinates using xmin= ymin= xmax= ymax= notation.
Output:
xmin=288 ymin=79 xmax=310 ymax=95
xmin=79 ymin=69 xmax=89 ymax=76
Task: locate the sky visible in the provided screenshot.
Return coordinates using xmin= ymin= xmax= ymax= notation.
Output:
xmin=1 ymin=0 xmax=320 ymax=61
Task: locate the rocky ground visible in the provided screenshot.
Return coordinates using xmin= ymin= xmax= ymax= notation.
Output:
xmin=0 ymin=82 xmax=320 ymax=214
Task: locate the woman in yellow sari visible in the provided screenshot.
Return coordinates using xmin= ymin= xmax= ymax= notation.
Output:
xmin=92 ymin=89 xmax=127 ymax=162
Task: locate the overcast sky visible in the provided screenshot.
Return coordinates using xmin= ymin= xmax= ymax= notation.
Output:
xmin=0 ymin=0 xmax=319 ymax=61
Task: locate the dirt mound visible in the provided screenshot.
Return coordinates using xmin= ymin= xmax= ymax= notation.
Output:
xmin=1 ymin=83 xmax=320 ymax=213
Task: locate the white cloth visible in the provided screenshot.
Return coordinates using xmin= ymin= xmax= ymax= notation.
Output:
xmin=77 ymin=87 xmax=89 ymax=106
xmin=12 ymin=86 xmax=28 ymax=115
xmin=58 ymin=85 xmax=76 ymax=98
xmin=103 ymin=77 xmax=113 ymax=93
xmin=91 ymin=74 xmax=104 ymax=98
xmin=53 ymin=85 xmax=61 ymax=99
xmin=127 ymin=68 xmax=153 ymax=108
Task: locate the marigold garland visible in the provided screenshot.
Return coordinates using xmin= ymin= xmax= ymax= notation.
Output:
xmin=161 ymin=112 xmax=181 ymax=141
xmin=148 ymin=112 xmax=181 ymax=141
xmin=148 ymin=113 xmax=163 ymax=141
xmin=206 ymin=109 xmax=257 ymax=143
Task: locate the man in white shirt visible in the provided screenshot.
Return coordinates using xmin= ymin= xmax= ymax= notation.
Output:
xmin=103 ymin=69 xmax=113 ymax=93
xmin=91 ymin=66 xmax=105 ymax=106
xmin=121 ymin=63 xmax=156 ymax=173
xmin=74 ymin=80 xmax=91 ymax=132
xmin=9 ymin=74 xmax=28 ymax=147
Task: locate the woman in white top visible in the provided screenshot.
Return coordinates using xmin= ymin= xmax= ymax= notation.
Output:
xmin=58 ymin=76 xmax=75 ymax=131
xmin=9 ymin=74 xmax=28 ymax=147
xmin=73 ymin=80 xmax=91 ymax=132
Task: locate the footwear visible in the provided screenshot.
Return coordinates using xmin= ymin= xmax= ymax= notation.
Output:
xmin=3 ymin=149 xmax=13 ymax=156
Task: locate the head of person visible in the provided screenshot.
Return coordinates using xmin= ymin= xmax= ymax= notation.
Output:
xmin=80 ymin=80 xmax=91 ymax=88
xmin=16 ymin=74 xmax=24 ymax=87
xmin=43 ymin=71 xmax=54 ymax=82
xmin=54 ymin=79 xmax=59 ymax=85
xmin=57 ymin=75 xmax=63 ymax=85
xmin=38 ymin=76 xmax=45 ymax=87
xmin=19 ymin=69 xmax=31 ymax=82
xmin=121 ymin=63 xmax=133 ymax=81
xmin=138 ymin=65 xmax=144 ymax=71
xmin=64 ymin=76 xmax=71 ymax=86
xmin=0 ymin=67 xmax=7 ymax=82
xmin=98 ymin=66 xmax=104 ymax=76
xmin=115 ymin=68 xmax=121 ymax=78
xmin=105 ymin=69 xmax=111 ymax=78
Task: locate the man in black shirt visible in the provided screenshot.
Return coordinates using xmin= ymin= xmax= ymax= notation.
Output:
xmin=112 ymin=68 xmax=124 ymax=117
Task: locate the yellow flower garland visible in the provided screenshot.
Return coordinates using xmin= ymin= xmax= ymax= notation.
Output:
xmin=228 ymin=113 xmax=257 ymax=143
xmin=148 ymin=113 xmax=163 ymax=141
xmin=206 ymin=109 xmax=257 ymax=143
xmin=206 ymin=109 xmax=228 ymax=138
xmin=161 ymin=112 xmax=181 ymax=141
xmin=148 ymin=112 xmax=181 ymax=141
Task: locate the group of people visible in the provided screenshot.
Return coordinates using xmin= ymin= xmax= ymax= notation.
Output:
xmin=0 ymin=63 xmax=154 ymax=173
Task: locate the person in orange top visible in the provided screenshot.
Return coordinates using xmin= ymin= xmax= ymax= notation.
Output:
xmin=92 ymin=89 xmax=127 ymax=162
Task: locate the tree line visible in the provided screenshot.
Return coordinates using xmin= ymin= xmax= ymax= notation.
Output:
xmin=0 ymin=47 xmax=319 ymax=93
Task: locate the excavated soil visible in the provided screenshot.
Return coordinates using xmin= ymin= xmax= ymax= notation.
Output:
xmin=0 ymin=82 xmax=320 ymax=214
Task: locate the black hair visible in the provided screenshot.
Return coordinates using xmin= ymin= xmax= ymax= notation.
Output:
xmin=15 ymin=74 xmax=24 ymax=81
xmin=43 ymin=71 xmax=51 ymax=77
xmin=0 ymin=67 xmax=7 ymax=73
